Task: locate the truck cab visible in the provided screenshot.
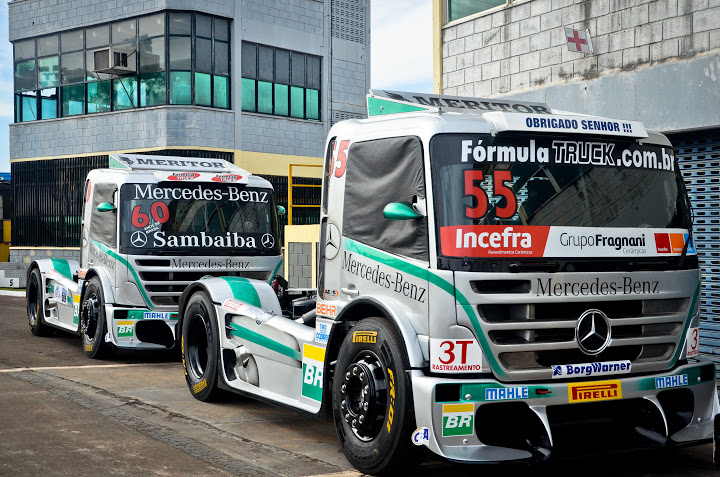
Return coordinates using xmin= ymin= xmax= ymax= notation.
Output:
xmin=26 ymin=153 xmax=282 ymax=358
xmin=177 ymin=91 xmax=719 ymax=474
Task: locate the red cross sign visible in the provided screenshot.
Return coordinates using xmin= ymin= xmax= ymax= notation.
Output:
xmin=564 ymin=28 xmax=593 ymax=54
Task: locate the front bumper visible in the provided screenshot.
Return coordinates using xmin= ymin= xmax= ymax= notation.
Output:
xmin=105 ymin=306 xmax=178 ymax=350
xmin=411 ymin=361 xmax=719 ymax=463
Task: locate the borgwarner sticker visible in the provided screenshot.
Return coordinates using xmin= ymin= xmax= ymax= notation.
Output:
xmin=440 ymin=226 xmax=694 ymax=259
xmin=430 ymin=338 xmax=483 ymax=373
xmin=552 ymin=360 xmax=631 ymax=379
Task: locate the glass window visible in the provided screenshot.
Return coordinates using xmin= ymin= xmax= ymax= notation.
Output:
xmin=275 ymin=50 xmax=289 ymax=84
xmin=86 ymin=25 xmax=109 ymax=49
xmin=169 ymin=71 xmax=192 ymax=105
xmin=196 ymin=15 xmax=212 ymax=38
xmin=242 ymin=43 xmax=257 ymax=78
xmin=40 ymin=88 xmax=58 ymax=119
xmin=258 ymin=81 xmax=272 ymax=114
xmin=87 ymin=80 xmax=111 ymax=113
xmin=274 ymin=84 xmax=288 ymax=116
xmin=213 ymin=75 xmax=229 ymax=109
xmin=112 ymin=19 xmax=136 ymax=44
xmin=139 ymin=37 xmax=164 ymax=73
xmin=241 ymin=78 xmax=255 ymax=112
xmin=113 ymin=77 xmax=137 ymax=110
xmin=195 ymin=72 xmax=212 ymax=106
xmin=196 ymin=38 xmax=211 ymax=73
xmin=290 ymin=86 xmax=304 ymax=118
xmin=139 ymin=72 xmax=166 ymax=107
xmin=215 ymin=18 xmax=229 ymax=42
xmin=61 ymin=84 xmax=84 ymax=116
xmin=86 ymin=50 xmax=100 ymax=80
xmin=307 ymin=56 xmax=321 ymax=90
xmin=291 ymin=53 xmax=305 ymax=87
xmin=15 ymin=60 xmax=36 ymax=92
xmin=169 ymin=12 xmax=192 ymax=35
xmin=61 ymin=51 xmax=84 ymax=84
xmin=447 ymin=0 xmax=506 ymax=23
xmin=14 ymin=39 xmax=35 ymax=61
xmin=38 ymin=56 xmax=59 ymax=88
xmin=18 ymin=91 xmax=38 ymax=121
xmin=37 ymin=35 xmax=58 ymax=56
xmin=306 ymin=89 xmax=319 ymax=120
xmin=258 ymin=46 xmax=273 ymax=82
xmin=214 ymin=41 xmax=229 ymax=76
xmin=139 ymin=14 xmax=164 ymax=39
xmin=169 ymin=36 xmax=191 ymax=70
xmin=61 ymin=30 xmax=84 ymax=52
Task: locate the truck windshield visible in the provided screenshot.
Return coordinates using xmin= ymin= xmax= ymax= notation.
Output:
xmin=431 ymin=133 xmax=693 ymax=268
xmin=118 ymin=183 xmax=279 ymax=255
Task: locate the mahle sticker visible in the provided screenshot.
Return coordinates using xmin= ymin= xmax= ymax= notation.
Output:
xmin=442 ymin=403 xmax=474 ymax=437
xmin=302 ymin=344 xmax=326 ymax=402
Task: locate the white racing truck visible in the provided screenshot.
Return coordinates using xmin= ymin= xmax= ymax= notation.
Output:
xmin=177 ymin=91 xmax=719 ymax=474
xmin=26 ymin=154 xmax=282 ymax=358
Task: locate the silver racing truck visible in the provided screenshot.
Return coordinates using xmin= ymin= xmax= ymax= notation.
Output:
xmin=26 ymin=153 xmax=282 ymax=358
xmin=177 ymin=91 xmax=719 ymax=474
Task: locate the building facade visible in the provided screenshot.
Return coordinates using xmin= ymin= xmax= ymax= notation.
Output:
xmin=9 ymin=0 xmax=370 ymax=266
xmin=435 ymin=0 xmax=720 ymax=369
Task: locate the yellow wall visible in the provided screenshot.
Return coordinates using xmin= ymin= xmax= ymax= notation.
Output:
xmin=433 ymin=0 xmax=444 ymax=94
xmin=283 ymin=224 xmax=320 ymax=286
xmin=11 ymin=148 xmax=323 ymax=179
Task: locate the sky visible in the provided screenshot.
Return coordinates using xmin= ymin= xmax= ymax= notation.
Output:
xmin=0 ymin=0 xmax=434 ymax=173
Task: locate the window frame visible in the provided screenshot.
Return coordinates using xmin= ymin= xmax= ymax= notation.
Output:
xmin=12 ymin=10 xmax=232 ymax=122
xmin=240 ymin=41 xmax=321 ymax=121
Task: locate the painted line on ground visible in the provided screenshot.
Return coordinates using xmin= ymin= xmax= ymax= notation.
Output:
xmin=305 ymin=472 xmax=361 ymax=477
xmin=0 ymin=290 xmax=25 ymax=297
xmin=0 ymin=362 xmax=175 ymax=373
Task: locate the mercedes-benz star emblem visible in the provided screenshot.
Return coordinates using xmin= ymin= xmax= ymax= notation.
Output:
xmin=131 ymin=231 xmax=147 ymax=247
xmin=325 ymin=223 xmax=340 ymax=260
xmin=576 ymin=309 xmax=611 ymax=356
xmin=261 ymin=233 xmax=275 ymax=248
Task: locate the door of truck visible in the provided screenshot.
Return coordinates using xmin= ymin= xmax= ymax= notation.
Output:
xmin=320 ymin=135 xmax=431 ymax=336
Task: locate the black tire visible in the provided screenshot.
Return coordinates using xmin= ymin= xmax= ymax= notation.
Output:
xmin=26 ymin=268 xmax=49 ymax=337
xmin=332 ymin=317 xmax=420 ymax=475
xmin=181 ymin=292 xmax=221 ymax=402
xmin=80 ymin=277 xmax=116 ymax=359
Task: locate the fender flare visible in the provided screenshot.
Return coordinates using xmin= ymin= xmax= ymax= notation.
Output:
xmin=82 ymin=267 xmax=116 ymax=305
xmin=29 ymin=258 xmax=80 ymax=283
xmin=178 ymin=277 xmax=282 ymax=331
xmin=334 ymin=296 xmax=426 ymax=368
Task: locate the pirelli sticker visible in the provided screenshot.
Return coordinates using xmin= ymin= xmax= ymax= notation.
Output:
xmin=568 ymin=380 xmax=622 ymax=403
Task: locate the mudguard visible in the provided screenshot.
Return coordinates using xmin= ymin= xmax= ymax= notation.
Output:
xmin=84 ymin=266 xmax=116 ymax=305
xmin=336 ymin=295 xmax=427 ymax=369
xmin=179 ymin=276 xmax=282 ymax=316
xmin=30 ymin=258 xmax=80 ymax=284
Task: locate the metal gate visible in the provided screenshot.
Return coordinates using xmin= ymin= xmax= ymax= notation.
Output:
xmin=671 ymin=129 xmax=720 ymax=378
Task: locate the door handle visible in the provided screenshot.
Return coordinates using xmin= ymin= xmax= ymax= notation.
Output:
xmin=341 ymin=288 xmax=359 ymax=297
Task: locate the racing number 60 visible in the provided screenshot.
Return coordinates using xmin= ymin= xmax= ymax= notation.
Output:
xmin=464 ymin=170 xmax=517 ymax=219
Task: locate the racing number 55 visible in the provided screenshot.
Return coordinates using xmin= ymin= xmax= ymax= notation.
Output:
xmin=464 ymin=170 xmax=517 ymax=219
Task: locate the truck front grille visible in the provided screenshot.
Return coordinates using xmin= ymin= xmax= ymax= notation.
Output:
xmin=454 ymin=271 xmax=697 ymax=382
xmin=131 ymin=258 xmax=272 ymax=308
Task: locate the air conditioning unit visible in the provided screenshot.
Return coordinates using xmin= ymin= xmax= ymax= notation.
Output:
xmin=92 ymin=47 xmax=135 ymax=76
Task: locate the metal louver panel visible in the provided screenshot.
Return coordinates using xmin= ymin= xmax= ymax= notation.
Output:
xmin=671 ymin=129 xmax=720 ymax=380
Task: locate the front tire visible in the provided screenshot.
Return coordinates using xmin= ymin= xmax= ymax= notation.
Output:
xmin=181 ymin=292 xmax=221 ymax=402
xmin=332 ymin=317 xmax=419 ymax=475
xmin=80 ymin=277 xmax=115 ymax=359
xmin=26 ymin=268 xmax=48 ymax=336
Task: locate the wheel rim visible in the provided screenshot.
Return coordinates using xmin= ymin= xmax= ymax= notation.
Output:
xmin=186 ymin=312 xmax=210 ymax=381
xmin=27 ymin=275 xmax=39 ymax=327
xmin=80 ymin=294 xmax=100 ymax=340
xmin=339 ymin=350 xmax=388 ymax=441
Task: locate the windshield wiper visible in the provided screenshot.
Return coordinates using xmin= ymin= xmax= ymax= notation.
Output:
xmin=508 ymin=260 xmax=559 ymax=273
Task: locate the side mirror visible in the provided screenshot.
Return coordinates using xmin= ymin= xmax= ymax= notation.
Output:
xmin=383 ymin=202 xmax=423 ymax=220
xmin=277 ymin=205 xmax=286 ymax=216
xmin=97 ymin=202 xmax=116 ymax=213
